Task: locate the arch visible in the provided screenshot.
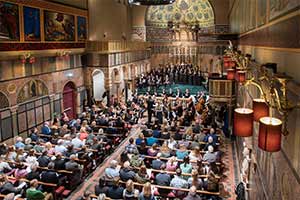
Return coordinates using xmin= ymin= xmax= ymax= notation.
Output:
xmin=145 ymin=0 xmax=215 ymax=28
xmin=0 ymin=91 xmax=9 ymax=109
xmin=63 ymin=81 xmax=76 ymax=119
xmin=17 ymin=79 xmax=49 ymax=104
xmin=92 ymin=69 xmax=106 ymax=101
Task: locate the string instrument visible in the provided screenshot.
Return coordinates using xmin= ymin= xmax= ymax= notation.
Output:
xmin=195 ymin=97 xmax=205 ymax=113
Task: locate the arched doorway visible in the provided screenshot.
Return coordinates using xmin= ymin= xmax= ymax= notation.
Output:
xmin=92 ymin=69 xmax=105 ymax=101
xmin=63 ymin=82 xmax=76 ymax=119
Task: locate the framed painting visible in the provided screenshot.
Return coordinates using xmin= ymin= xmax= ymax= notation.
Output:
xmin=269 ymin=0 xmax=300 ymax=20
xmin=23 ymin=6 xmax=40 ymax=41
xmin=0 ymin=1 xmax=19 ymax=41
xmin=77 ymin=16 xmax=87 ymax=41
xmin=44 ymin=10 xmax=75 ymax=41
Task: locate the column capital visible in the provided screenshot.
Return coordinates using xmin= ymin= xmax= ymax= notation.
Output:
xmin=10 ymin=105 xmax=18 ymax=114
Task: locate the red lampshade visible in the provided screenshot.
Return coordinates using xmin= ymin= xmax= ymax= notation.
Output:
xmin=234 ymin=108 xmax=253 ymax=137
xmin=224 ymin=62 xmax=229 ymax=68
xmin=229 ymin=61 xmax=235 ymax=67
xmin=237 ymin=71 xmax=246 ymax=82
xmin=253 ymin=99 xmax=269 ymax=122
xmin=227 ymin=69 xmax=235 ymax=80
xmin=258 ymin=117 xmax=282 ymax=152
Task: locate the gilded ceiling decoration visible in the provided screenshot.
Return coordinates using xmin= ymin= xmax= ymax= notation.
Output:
xmin=146 ymin=0 xmax=215 ymax=28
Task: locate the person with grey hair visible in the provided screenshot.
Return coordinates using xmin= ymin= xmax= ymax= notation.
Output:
xmin=202 ymin=145 xmax=217 ymax=163
xmin=72 ymin=133 xmax=85 ymax=148
xmin=54 ymin=139 xmax=67 ymax=154
xmin=105 ymin=160 xmax=120 ymax=180
xmin=65 ymin=154 xmax=83 ymax=188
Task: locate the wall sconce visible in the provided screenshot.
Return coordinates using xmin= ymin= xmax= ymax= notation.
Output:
xmin=234 ymin=108 xmax=254 ymax=137
xmin=227 ymin=68 xmax=235 ymax=80
xmin=225 ymin=40 xmax=299 ymax=152
xmin=57 ymin=51 xmax=71 ymax=60
xmin=20 ymin=53 xmax=35 ymax=64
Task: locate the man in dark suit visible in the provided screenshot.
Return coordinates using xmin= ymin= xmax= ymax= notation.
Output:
xmin=147 ymin=96 xmax=154 ymax=125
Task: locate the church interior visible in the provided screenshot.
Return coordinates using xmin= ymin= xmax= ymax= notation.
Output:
xmin=0 ymin=0 xmax=299 ymax=199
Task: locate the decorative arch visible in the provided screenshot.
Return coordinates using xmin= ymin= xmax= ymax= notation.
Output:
xmin=17 ymin=79 xmax=49 ymax=104
xmin=92 ymin=69 xmax=106 ymax=101
xmin=0 ymin=91 xmax=9 ymax=109
xmin=146 ymin=0 xmax=215 ymax=28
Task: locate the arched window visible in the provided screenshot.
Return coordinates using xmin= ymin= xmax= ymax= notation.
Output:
xmin=17 ymin=79 xmax=48 ymax=104
xmin=0 ymin=92 xmax=9 ymax=109
xmin=146 ymin=0 xmax=215 ymax=28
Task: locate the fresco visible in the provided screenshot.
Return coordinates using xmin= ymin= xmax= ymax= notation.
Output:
xmin=77 ymin=16 xmax=87 ymax=41
xmin=270 ymin=0 xmax=300 ymax=20
xmin=44 ymin=10 xmax=75 ymax=41
xmin=24 ymin=6 xmax=40 ymax=41
xmin=0 ymin=1 xmax=19 ymax=41
xmin=257 ymin=0 xmax=267 ymax=26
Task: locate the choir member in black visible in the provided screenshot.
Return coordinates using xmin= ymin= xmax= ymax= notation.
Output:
xmin=147 ymin=96 xmax=154 ymax=125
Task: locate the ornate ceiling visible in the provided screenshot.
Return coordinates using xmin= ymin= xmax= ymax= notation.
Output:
xmin=146 ymin=0 xmax=215 ymax=28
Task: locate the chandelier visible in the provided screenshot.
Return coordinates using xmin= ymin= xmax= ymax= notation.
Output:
xmin=225 ymin=41 xmax=299 ymax=152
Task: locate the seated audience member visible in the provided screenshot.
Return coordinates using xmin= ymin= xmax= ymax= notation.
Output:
xmin=107 ymin=177 xmax=124 ymax=199
xmin=33 ymin=140 xmax=45 ymax=153
xmin=72 ymin=133 xmax=85 ymax=148
xmin=77 ymin=191 xmax=92 ymax=200
xmin=120 ymin=151 xmax=130 ymax=164
xmin=180 ymin=156 xmax=193 ymax=178
xmin=41 ymin=121 xmax=52 ymax=135
xmin=137 ymin=141 xmax=148 ymax=155
xmin=14 ymin=137 xmax=25 ymax=149
xmin=204 ymin=128 xmax=218 ymax=144
xmin=155 ymin=164 xmax=171 ymax=195
xmin=189 ymin=136 xmax=201 ymax=150
xmin=202 ymin=146 xmax=217 ymax=163
xmin=123 ymin=179 xmax=139 ymax=200
xmin=65 ymin=154 xmax=83 ymax=187
xmin=130 ymin=151 xmax=145 ymax=168
xmin=189 ymin=146 xmax=202 ymax=162
xmin=187 ymin=170 xmax=203 ymax=190
xmin=125 ymin=138 xmax=138 ymax=154
xmin=135 ymin=165 xmax=150 ymax=184
xmin=204 ymin=170 xmax=219 ymax=192
xmin=160 ymin=127 xmax=170 ymax=139
xmin=95 ymin=177 xmax=109 ymax=196
xmin=147 ymin=144 xmax=159 ymax=157
xmin=53 ymin=153 xmax=66 ymax=170
xmin=183 ymin=186 xmax=202 ymax=200
xmin=151 ymin=153 xmax=164 ymax=170
xmin=44 ymin=142 xmax=55 ymax=155
xmin=176 ymin=144 xmax=189 ymax=160
xmin=30 ymin=127 xmax=39 ymax=142
xmin=120 ymin=161 xmax=136 ymax=181
xmin=40 ymin=162 xmax=59 ymax=192
xmin=79 ymin=127 xmax=89 ymax=141
xmin=138 ymin=182 xmax=155 ymax=200
xmin=166 ymin=156 xmax=178 ymax=172
xmin=54 ymin=139 xmax=67 ymax=154
xmin=146 ymin=132 xmax=158 ymax=146
xmin=24 ymin=138 xmax=33 ymax=151
xmin=25 ymin=149 xmax=38 ymax=170
xmin=167 ymin=136 xmax=177 ymax=150
xmin=26 ymin=165 xmax=40 ymax=181
xmin=105 ymin=160 xmax=120 ymax=180
xmin=203 ymin=136 xmax=216 ymax=151
xmin=60 ymin=124 xmax=69 ymax=136
xmin=37 ymin=150 xmax=50 ymax=167
xmin=0 ymin=174 xmax=22 ymax=195
xmin=160 ymin=142 xmax=171 ymax=158
xmin=0 ymin=157 xmax=12 ymax=173
xmin=26 ymin=179 xmax=50 ymax=200
xmin=192 ymin=121 xmax=201 ymax=134
xmin=135 ymin=133 xmax=145 ymax=146
xmin=170 ymin=168 xmax=188 ymax=188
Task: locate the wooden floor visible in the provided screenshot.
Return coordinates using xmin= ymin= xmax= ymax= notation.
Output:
xmin=68 ymin=121 xmax=239 ymax=200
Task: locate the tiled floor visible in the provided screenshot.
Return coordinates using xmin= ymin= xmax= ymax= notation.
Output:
xmin=69 ymin=125 xmax=238 ymax=200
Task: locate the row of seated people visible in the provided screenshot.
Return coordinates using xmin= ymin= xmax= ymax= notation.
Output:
xmin=0 ymin=101 xmax=142 ymax=199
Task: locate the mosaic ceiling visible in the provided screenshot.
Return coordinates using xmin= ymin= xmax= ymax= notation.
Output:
xmin=146 ymin=0 xmax=215 ymax=28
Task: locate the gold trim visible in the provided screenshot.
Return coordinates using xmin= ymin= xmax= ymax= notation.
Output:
xmin=19 ymin=4 xmax=24 ymax=42
xmin=40 ymin=7 xmax=44 ymax=41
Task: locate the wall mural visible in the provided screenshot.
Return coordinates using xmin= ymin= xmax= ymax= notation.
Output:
xmin=44 ymin=10 xmax=75 ymax=41
xmin=0 ymin=1 xmax=19 ymax=41
xmin=0 ymin=92 xmax=9 ymax=109
xmin=17 ymin=80 xmax=48 ymax=103
xmin=23 ymin=6 xmax=41 ymax=41
xmin=270 ymin=0 xmax=300 ymax=20
xmin=77 ymin=16 xmax=87 ymax=41
xmin=146 ymin=0 xmax=214 ymax=28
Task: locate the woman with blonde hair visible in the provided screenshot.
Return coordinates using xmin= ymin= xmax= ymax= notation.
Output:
xmin=166 ymin=156 xmax=178 ymax=172
xmin=160 ymin=142 xmax=171 ymax=158
xmin=123 ymin=179 xmax=139 ymax=200
xmin=44 ymin=142 xmax=55 ymax=155
xmin=189 ymin=146 xmax=203 ymax=162
xmin=138 ymin=182 xmax=155 ymax=200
